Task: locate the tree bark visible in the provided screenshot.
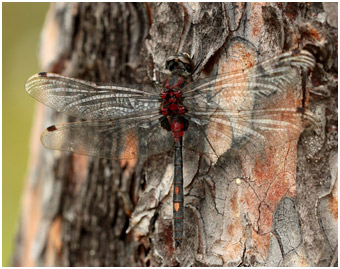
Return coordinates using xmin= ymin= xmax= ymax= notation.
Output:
xmin=14 ymin=2 xmax=337 ymax=266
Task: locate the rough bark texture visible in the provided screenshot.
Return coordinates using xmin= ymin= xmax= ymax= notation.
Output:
xmin=14 ymin=2 xmax=337 ymax=266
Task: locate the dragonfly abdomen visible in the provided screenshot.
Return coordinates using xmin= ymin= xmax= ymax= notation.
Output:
xmin=173 ymin=137 xmax=184 ymax=248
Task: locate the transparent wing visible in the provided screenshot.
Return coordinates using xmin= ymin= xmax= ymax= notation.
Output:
xmin=183 ymin=107 xmax=318 ymax=160
xmin=182 ymin=50 xmax=315 ymax=112
xmin=25 ymin=72 xmax=161 ymax=120
xmin=41 ymin=112 xmax=174 ymax=160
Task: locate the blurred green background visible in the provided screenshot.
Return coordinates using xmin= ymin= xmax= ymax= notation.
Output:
xmin=3 ymin=3 xmax=50 ymax=266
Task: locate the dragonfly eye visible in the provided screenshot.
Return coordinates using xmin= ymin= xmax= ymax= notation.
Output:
xmin=184 ymin=63 xmax=193 ymax=73
xmin=166 ymin=60 xmax=178 ymax=71
xmin=166 ymin=53 xmax=195 ymax=74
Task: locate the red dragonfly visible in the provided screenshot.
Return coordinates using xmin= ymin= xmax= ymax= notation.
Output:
xmin=25 ymin=49 xmax=316 ymax=248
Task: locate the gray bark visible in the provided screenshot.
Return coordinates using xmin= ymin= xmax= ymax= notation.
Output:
xmin=14 ymin=2 xmax=337 ymax=266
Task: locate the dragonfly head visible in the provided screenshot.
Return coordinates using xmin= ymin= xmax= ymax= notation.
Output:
xmin=166 ymin=52 xmax=194 ymax=75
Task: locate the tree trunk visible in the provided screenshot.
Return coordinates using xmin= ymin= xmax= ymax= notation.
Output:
xmin=13 ymin=2 xmax=337 ymax=266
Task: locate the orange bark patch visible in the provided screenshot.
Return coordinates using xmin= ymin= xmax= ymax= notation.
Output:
xmin=266 ymin=172 xmax=295 ymax=210
xmin=46 ymin=216 xmax=62 ymax=264
xmin=250 ymin=229 xmax=271 ymax=263
xmin=231 ymin=191 xmax=239 ymax=212
xmin=72 ymin=154 xmax=89 ymax=194
xmin=243 ymin=187 xmax=260 ymax=217
xmin=253 ymin=156 xmax=274 ymax=184
xmin=226 ymin=42 xmax=256 ymax=72
xmin=250 ymin=3 xmax=264 ymax=38
xmin=207 ymin=42 xmax=257 ymax=159
xmin=226 ymin=222 xmax=235 ymax=237
xmin=298 ymin=252 xmax=310 ymax=266
xmin=329 ymin=194 xmax=338 ymax=219
xmin=229 ymin=242 xmax=244 ymax=261
xmin=257 ymin=203 xmax=273 ymax=234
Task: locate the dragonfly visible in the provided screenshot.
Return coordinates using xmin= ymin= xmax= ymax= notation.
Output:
xmin=25 ymin=49 xmax=316 ymax=248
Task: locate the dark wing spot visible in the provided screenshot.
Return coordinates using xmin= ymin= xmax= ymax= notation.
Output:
xmin=38 ymin=72 xmax=48 ymax=77
xmin=47 ymin=125 xmax=57 ymax=132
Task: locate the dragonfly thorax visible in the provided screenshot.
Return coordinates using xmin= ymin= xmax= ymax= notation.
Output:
xmin=160 ymin=76 xmax=190 ymax=141
xmin=160 ymin=72 xmax=191 ymax=116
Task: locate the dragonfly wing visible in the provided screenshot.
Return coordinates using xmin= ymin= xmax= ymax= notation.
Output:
xmin=182 ymin=49 xmax=315 ymax=112
xmin=184 ymin=108 xmax=318 ymax=160
xmin=41 ymin=113 xmax=174 ymax=160
xmin=25 ymin=72 xmax=160 ymax=120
